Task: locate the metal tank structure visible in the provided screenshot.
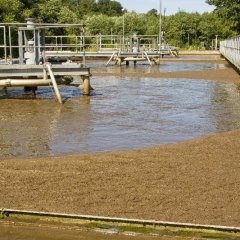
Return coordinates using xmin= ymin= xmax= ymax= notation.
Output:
xmin=0 ymin=19 xmax=92 ymax=103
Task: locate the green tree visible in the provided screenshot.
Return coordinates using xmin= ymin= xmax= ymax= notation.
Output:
xmin=198 ymin=12 xmax=235 ymax=48
xmin=206 ymin=0 xmax=240 ymax=33
xmin=146 ymin=8 xmax=158 ymax=17
xmin=0 ymin=0 xmax=23 ymax=22
xmin=121 ymin=12 xmax=147 ymax=35
xmin=74 ymin=0 xmax=97 ymax=19
xmin=145 ymin=12 xmax=159 ymax=35
xmin=18 ymin=0 xmax=42 ymax=19
xmin=36 ymin=0 xmax=77 ymax=23
xmin=164 ymin=11 xmax=201 ymax=47
xmin=96 ymin=0 xmax=123 ymax=16
xmin=85 ymin=14 xmax=114 ymax=34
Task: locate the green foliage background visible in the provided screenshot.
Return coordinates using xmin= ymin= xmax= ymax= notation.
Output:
xmin=0 ymin=0 xmax=239 ymax=50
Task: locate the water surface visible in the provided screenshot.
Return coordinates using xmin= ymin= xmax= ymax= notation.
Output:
xmin=90 ymin=61 xmax=226 ymax=74
xmin=1 ymin=77 xmax=240 ymax=159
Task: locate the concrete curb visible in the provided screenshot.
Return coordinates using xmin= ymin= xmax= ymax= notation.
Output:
xmin=1 ymin=208 xmax=240 ymax=233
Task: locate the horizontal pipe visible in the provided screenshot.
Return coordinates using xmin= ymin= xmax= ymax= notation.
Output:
xmin=1 ymin=208 xmax=240 ymax=233
xmin=0 ymin=79 xmax=51 ymax=87
xmin=0 ymin=23 xmax=85 ymax=27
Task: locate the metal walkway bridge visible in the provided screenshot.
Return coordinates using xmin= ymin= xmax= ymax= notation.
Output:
xmin=220 ymin=35 xmax=240 ymax=71
xmin=43 ymin=34 xmax=179 ymax=65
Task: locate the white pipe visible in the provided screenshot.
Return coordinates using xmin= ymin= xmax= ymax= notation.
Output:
xmin=45 ymin=63 xmax=63 ymax=104
xmin=0 ymin=79 xmax=51 ymax=87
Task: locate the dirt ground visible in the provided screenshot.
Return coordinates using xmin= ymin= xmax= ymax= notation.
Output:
xmin=0 ymin=58 xmax=240 ymax=228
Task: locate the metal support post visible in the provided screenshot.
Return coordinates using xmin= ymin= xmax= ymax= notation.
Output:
xmin=159 ymin=0 xmax=162 ymax=52
xmin=3 ymin=26 xmax=7 ymax=63
xmin=122 ymin=13 xmax=125 ymax=51
xmin=215 ymin=35 xmax=218 ymax=51
xmin=18 ymin=30 xmax=24 ymax=64
xmin=8 ymin=26 xmax=12 ymax=63
xmin=34 ymin=29 xmax=39 ymax=64
xmin=144 ymin=51 xmax=152 ymax=66
xmin=45 ymin=63 xmax=63 ymax=104
xmin=81 ymin=75 xmax=90 ymax=95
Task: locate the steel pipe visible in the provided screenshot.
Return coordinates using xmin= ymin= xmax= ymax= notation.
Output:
xmin=0 ymin=79 xmax=51 ymax=87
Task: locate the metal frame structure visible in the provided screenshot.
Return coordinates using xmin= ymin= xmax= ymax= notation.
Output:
xmin=0 ymin=19 xmax=92 ymax=103
xmin=43 ymin=34 xmax=178 ymax=53
xmin=43 ymin=34 xmax=179 ymax=66
xmin=220 ymin=35 xmax=240 ymax=71
xmin=0 ymin=26 xmax=7 ymax=62
xmin=0 ymin=20 xmax=87 ymax=64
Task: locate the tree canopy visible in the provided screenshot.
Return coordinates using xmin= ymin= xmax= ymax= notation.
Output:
xmin=0 ymin=0 xmax=238 ymax=50
xmin=206 ymin=0 xmax=240 ymax=32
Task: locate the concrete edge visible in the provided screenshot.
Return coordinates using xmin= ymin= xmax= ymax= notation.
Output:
xmin=1 ymin=208 xmax=240 ymax=233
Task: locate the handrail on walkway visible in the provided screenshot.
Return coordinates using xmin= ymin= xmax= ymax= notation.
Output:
xmin=220 ymin=35 xmax=240 ymax=70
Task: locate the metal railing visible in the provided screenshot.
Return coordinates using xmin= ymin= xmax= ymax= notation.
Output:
xmin=220 ymin=35 xmax=240 ymax=70
xmin=0 ymin=26 xmax=176 ymax=63
xmin=0 ymin=26 xmax=7 ymax=62
xmin=44 ymin=34 xmax=160 ymax=52
xmin=0 ymin=22 xmax=86 ymax=64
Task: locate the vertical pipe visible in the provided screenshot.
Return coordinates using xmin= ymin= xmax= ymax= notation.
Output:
xmin=82 ymin=27 xmax=86 ymax=66
xmin=8 ymin=26 xmax=12 ymax=63
xmin=215 ymin=35 xmax=218 ymax=51
xmin=81 ymin=76 xmax=90 ymax=95
xmin=159 ymin=0 xmax=162 ymax=52
xmin=18 ymin=30 xmax=24 ymax=64
xmin=55 ymin=36 xmax=57 ymax=50
xmin=41 ymin=30 xmax=46 ymax=63
xmin=122 ymin=13 xmax=125 ymax=51
xmin=34 ymin=29 xmax=39 ymax=64
xmin=3 ymin=26 xmax=7 ymax=63
xmin=75 ymin=35 xmax=77 ymax=52
xmin=24 ymin=31 xmax=27 ymax=51
xmin=111 ymin=28 xmax=113 ymax=45
xmin=38 ymin=30 xmax=41 ymax=63
xmin=99 ymin=33 xmax=102 ymax=50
